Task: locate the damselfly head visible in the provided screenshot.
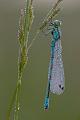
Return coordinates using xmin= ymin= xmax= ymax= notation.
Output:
xmin=54 ymin=20 xmax=62 ymax=26
xmin=45 ymin=20 xmax=62 ymax=35
xmin=50 ymin=20 xmax=62 ymax=28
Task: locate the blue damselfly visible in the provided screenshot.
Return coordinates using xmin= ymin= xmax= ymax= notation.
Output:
xmin=44 ymin=20 xmax=65 ymax=110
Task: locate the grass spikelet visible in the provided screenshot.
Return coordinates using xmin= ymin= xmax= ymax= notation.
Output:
xmin=18 ymin=9 xmax=25 ymax=47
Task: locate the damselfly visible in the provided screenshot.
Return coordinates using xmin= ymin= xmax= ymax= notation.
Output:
xmin=44 ymin=20 xmax=65 ymax=110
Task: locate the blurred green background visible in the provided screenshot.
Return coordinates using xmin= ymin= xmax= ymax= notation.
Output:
xmin=0 ymin=0 xmax=80 ymax=120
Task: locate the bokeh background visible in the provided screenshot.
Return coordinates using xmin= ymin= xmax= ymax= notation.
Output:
xmin=0 ymin=0 xmax=80 ymax=120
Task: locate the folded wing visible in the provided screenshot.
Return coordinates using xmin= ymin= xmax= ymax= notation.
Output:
xmin=50 ymin=39 xmax=65 ymax=95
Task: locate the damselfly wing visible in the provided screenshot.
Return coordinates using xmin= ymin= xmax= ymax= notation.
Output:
xmin=50 ymin=39 xmax=65 ymax=95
